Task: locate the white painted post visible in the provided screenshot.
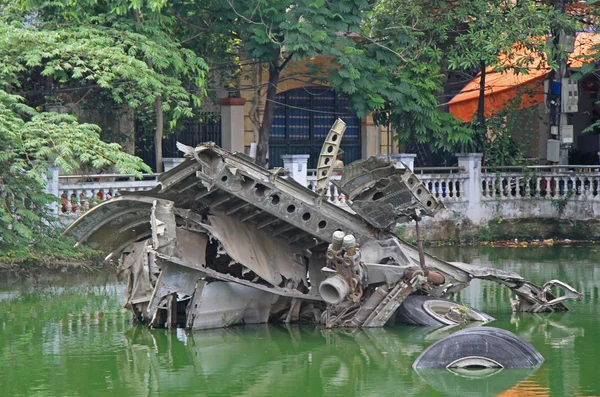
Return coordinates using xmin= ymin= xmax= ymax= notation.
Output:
xmin=281 ymin=154 xmax=309 ymax=187
xmin=456 ymin=153 xmax=483 ymax=223
xmin=390 ymin=153 xmax=417 ymax=171
xmin=163 ymin=157 xmax=185 ymax=172
xmin=219 ymin=97 xmax=246 ymax=153
xmin=45 ymin=165 xmax=60 ymax=216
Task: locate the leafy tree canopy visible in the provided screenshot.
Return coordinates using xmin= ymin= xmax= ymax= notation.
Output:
xmin=0 ymin=88 xmax=151 ymax=254
xmin=2 ymin=0 xmax=210 ymax=171
xmin=186 ymin=0 xmax=474 ymax=165
xmin=0 ymin=0 xmax=209 ymax=254
xmin=371 ymin=0 xmax=578 ymax=160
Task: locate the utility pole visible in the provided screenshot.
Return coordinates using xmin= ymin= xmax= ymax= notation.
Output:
xmin=548 ymin=0 xmax=575 ymax=165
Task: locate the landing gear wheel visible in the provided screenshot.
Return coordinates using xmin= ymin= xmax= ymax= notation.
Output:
xmin=395 ymin=294 xmax=494 ymax=326
xmin=413 ymin=326 xmax=544 ymax=369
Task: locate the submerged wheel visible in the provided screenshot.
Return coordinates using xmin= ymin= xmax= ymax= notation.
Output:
xmin=395 ymin=294 xmax=494 ymax=326
xmin=412 ymin=326 xmax=544 ymax=369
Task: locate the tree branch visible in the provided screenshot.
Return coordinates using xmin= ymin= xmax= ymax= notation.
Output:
xmin=277 ymin=52 xmax=294 ymax=72
xmin=180 ymin=31 xmax=204 ymax=44
xmin=169 ymin=7 xmax=209 ymax=32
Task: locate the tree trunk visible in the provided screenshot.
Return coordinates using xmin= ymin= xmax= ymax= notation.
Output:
xmin=154 ymin=97 xmax=164 ymax=173
xmin=133 ymin=9 xmax=164 ymax=173
xmin=477 ymin=61 xmax=487 ymax=164
xmin=255 ymin=61 xmax=281 ymax=167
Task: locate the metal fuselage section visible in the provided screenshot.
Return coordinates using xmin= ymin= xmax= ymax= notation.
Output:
xmin=65 ymin=144 xmax=581 ymax=330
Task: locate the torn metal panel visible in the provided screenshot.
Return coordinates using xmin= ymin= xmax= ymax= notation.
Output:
xmin=316 ymin=119 xmax=346 ymax=194
xmin=175 ymin=228 xmax=208 ymax=267
xmin=189 ymin=143 xmax=377 ymax=246
xmin=146 ymin=259 xmax=201 ymax=326
xmin=449 ymin=262 xmax=581 ymax=312
xmin=151 ymin=200 xmax=177 ymax=255
xmin=361 ymin=282 xmax=414 ymax=327
xmin=153 ymin=252 xmax=322 ymax=302
xmin=363 ymin=263 xmax=408 ymax=285
xmin=334 ymin=155 xmax=443 ymax=228
xmin=449 ymin=261 xmax=524 ymax=282
xmin=117 ymin=240 xmax=155 ymax=320
xmin=187 ymin=281 xmax=279 ymax=330
xmin=63 ymin=195 xmax=172 ymax=257
xmin=202 ymin=212 xmax=306 ymax=286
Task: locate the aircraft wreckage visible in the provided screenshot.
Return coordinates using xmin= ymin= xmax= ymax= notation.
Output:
xmin=64 ymin=120 xmax=581 ymax=331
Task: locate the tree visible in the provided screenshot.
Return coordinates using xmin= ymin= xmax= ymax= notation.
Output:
xmin=0 ymin=1 xmax=207 ymax=255
xmin=445 ymin=0 xmax=573 ymax=161
xmin=371 ymin=0 xmax=576 ymax=163
xmin=173 ymin=0 xmax=475 ymax=166
xmin=196 ymin=0 xmax=369 ymax=166
xmin=4 ymin=0 xmax=209 ymax=172
xmin=0 ymin=88 xmax=151 ymax=256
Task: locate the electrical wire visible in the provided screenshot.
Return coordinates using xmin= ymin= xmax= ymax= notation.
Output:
xmin=265 ymin=98 xmax=358 ymax=115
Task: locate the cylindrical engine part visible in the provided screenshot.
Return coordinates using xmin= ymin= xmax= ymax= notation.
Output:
xmin=343 ymin=234 xmax=357 ymax=256
xmin=319 ymin=275 xmax=350 ymax=305
xmin=331 ymin=231 xmax=346 ymax=251
xmin=426 ymin=270 xmax=446 ymax=285
xmin=352 ymin=285 xmax=389 ymax=325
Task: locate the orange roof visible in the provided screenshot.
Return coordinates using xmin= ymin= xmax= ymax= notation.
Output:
xmin=448 ymin=32 xmax=600 ymax=122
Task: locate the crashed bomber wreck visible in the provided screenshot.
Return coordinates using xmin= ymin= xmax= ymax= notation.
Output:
xmin=65 ymin=139 xmax=581 ymax=331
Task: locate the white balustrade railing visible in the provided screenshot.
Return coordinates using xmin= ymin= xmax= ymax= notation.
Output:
xmin=58 ymin=174 xmax=158 ymax=214
xmin=55 ymin=163 xmax=600 ymax=218
xmin=416 ymin=168 xmax=468 ymax=203
xmin=481 ymin=166 xmax=600 ymax=201
xmin=306 ymin=173 xmax=347 ymax=206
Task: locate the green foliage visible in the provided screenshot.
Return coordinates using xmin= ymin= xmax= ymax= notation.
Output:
xmin=371 ymin=0 xmax=578 ymax=156
xmin=476 ymin=226 xmax=495 ymax=243
xmin=445 ymin=1 xmax=572 ymax=74
xmin=0 ymin=88 xmax=151 ymax=255
xmin=0 ymin=0 xmax=209 ymax=256
xmin=484 ymin=89 xmax=541 ymax=166
xmin=202 ymin=0 xmax=476 ymax=162
xmin=0 ymin=233 xmax=102 ymax=264
xmin=1 ymin=2 xmax=208 ymax=124
xmin=551 ymin=189 xmax=575 ymax=216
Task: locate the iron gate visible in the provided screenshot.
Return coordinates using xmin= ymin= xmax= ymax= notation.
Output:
xmin=269 ymin=87 xmax=361 ymax=169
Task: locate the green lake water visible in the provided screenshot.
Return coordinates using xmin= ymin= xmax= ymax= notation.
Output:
xmin=0 ymin=246 xmax=598 ymax=397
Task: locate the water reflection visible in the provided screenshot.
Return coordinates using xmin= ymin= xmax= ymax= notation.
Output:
xmin=118 ymin=324 xmax=546 ymax=396
xmin=0 ymin=246 xmax=599 ymax=396
xmin=120 ymin=325 xmax=431 ymax=396
xmin=414 ymin=368 xmax=535 ymax=397
xmin=430 ymin=246 xmax=599 ymax=397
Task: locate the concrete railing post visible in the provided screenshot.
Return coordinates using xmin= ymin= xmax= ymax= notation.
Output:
xmin=219 ymin=97 xmax=246 ymax=153
xmin=163 ymin=157 xmax=185 ymax=172
xmin=390 ymin=153 xmax=417 ymax=171
xmin=281 ymin=154 xmax=309 ymax=187
xmin=45 ymin=165 xmax=60 ymax=216
xmin=456 ymin=153 xmax=483 ymax=223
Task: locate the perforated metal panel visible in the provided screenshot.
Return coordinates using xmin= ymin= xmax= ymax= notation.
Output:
xmin=270 ymin=87 xmax=361 ymax=168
